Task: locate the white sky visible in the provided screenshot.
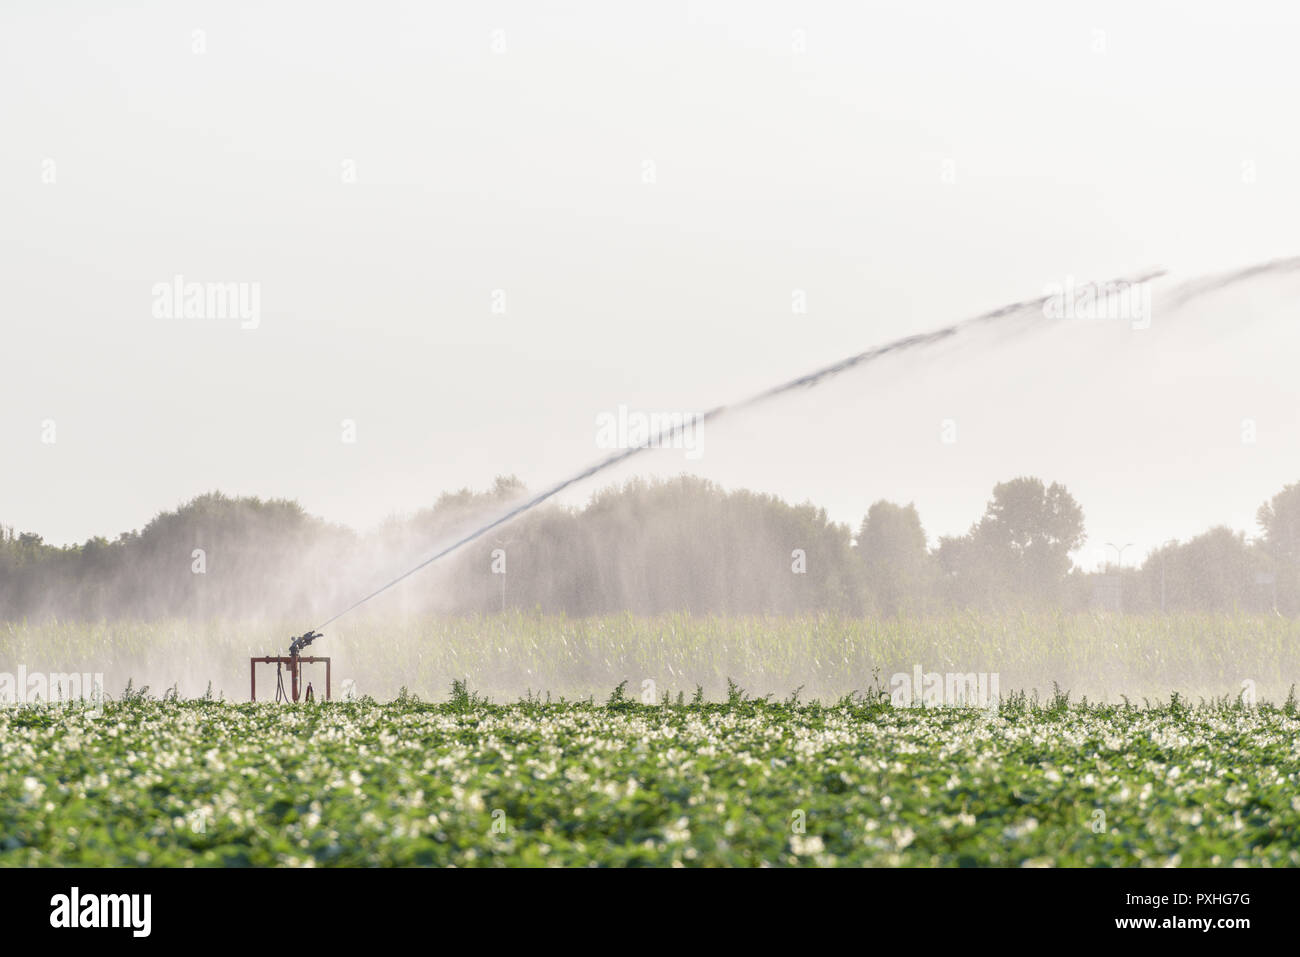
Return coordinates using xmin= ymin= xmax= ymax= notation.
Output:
xmin=3 ymin=1 xmax=1299 ymax=571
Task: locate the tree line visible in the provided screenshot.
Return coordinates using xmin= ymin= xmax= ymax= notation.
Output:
xmin=3 ymin=474 xmax=1299 ymax=620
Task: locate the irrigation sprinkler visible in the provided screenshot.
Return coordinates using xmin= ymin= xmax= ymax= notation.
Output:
xmin=250 ymin=630 xmax=331 ymax=703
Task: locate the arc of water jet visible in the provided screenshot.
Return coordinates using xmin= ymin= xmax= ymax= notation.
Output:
xmin=315 ymin=266 xmax=1174 ymax=630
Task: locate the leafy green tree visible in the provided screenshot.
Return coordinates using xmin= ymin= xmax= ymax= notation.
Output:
xmin=1139 ymin=527 xmax=1261 ymax=612
xmin=975 ymin=477 xmax=1084 ymax=602
xmin=937 ymin=477 xmax=1085 ymax=608
xmin=857 ymin=501 xmax=931 ymax=615
xmin=1256 ymin=481 xmax=1300 ymax=613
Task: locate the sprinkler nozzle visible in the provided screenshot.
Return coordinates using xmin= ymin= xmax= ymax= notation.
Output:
xmin=288 ymin=630 xmax=323 ymax=657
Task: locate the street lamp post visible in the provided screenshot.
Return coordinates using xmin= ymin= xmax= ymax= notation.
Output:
xmin=1105 ymin=542 xmax=1134 ymax=613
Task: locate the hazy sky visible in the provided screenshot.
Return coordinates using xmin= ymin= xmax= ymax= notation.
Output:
xmin=3 ymin=1 xmax=1299 ymax=572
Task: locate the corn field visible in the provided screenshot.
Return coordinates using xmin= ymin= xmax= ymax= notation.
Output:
xmin=2 ymin=612 xmax=1297 ymax=705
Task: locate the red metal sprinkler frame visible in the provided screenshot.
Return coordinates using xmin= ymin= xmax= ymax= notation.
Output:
xmin=251 ymin=631 xmax=331 ymax=702
xmin=249 ymin=656 xmax=331 ymax=702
